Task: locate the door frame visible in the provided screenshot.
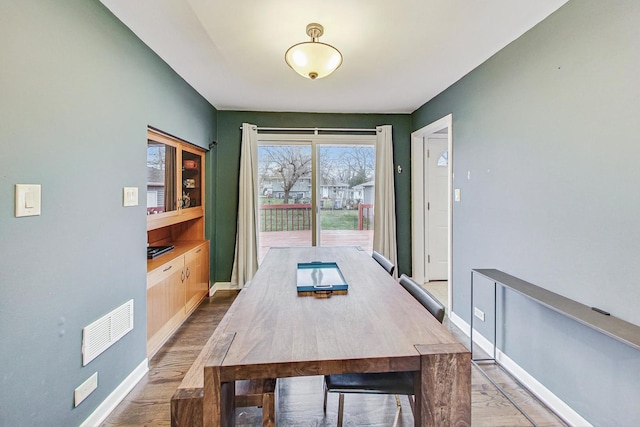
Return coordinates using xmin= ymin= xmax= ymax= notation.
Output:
xmin=411 ymin=114 xmax=453 ymax=309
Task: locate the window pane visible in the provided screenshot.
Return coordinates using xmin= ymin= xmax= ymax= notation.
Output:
xmin=258 ymin=145 xmax=312 ymax=262
xmin=437 ymin=150 xmax=448 ymax=167
xmin=318 ymin=145 xmax=375 ymax=253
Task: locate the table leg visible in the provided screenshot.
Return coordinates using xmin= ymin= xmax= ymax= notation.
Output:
xmin=202 ymin=331 xmax=237 ymax=426
xmin=415 ymin=343 xmax=471 ymax=426
xmin=203 ymin=366 xmax=235 ymax=427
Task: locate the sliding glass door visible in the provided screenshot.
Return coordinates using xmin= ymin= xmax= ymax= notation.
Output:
xmin=257 ymin=134 xmax=375 ymax=263
xmin=317 ymin=145 xmax=375 ymax=251
xmin=258 ymin=144 xmax=313 ymax=262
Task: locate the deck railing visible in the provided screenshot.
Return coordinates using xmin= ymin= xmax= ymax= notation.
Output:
xmin=358 ymin=204 xmax=373 ymax=230
xmin=260 ymin=203 xmax=312 ymax=231
xmin=260 ymin=203 xmax=373 ymax=232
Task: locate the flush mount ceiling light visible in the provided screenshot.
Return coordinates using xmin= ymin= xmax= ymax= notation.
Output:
xmin=285 ymin=23 xmax=343 ymax=80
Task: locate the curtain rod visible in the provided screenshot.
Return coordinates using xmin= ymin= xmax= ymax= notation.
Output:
xmin=240 ymin=126 xmax=377 ymax=133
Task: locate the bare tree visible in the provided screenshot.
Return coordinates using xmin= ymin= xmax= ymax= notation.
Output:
xmin=318 ymin=148 xmax=340 ymax=185
xmin=259 ymin=146 xmax=311 ymax=204
xmin=338 ymin=146 xmax=375 ymax=187
xmin=318 ymin=146 xmax=375 ymax=187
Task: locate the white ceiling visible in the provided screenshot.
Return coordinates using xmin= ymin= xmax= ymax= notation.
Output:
xmin=100 ymin=0 xmax=567 ymax=114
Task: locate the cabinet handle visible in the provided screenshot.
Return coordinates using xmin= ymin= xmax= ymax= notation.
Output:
xmin=163 ymin=265 xmax=172 ymax=272
xmin=186 ymin=266 xmax=191 ymax=279
xmin=181 ymin=271 xmax=185 ymax=282
xmin=196 ymin=249 xmax=201 ymax=254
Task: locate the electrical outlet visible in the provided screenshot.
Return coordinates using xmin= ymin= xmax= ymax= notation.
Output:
xmin=474 ymin=307 xmax=485 ymax=322
xmin=74 ymin=372 xmax=98 ymax=407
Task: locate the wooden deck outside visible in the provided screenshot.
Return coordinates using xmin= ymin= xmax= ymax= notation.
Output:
xmin=259 ymin=230 xmax=373 ymax=262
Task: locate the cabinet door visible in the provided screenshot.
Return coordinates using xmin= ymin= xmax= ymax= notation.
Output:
xmin=147 ymin=134 xmax=180 ymax=217
xmin=184 ymin=243 xmax=209 ymax=314
xmin=181 ymin=146 xmax=204 ymax=211
xmin=147 ymin=257 xmax=185 ymax=350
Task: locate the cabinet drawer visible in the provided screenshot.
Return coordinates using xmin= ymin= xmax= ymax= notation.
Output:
xmin=185 ymin=243 xmax=206 ymax=264
xmin=148 ymin=257 xmax=184 ymax=288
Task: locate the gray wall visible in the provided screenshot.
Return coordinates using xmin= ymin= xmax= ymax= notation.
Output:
xmin=412 ymin=1 xmax=640 ymax=425
xmin=0 ymin=1 xmax=216 ymax=426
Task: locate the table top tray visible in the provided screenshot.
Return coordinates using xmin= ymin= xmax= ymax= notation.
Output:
xmin=297 ymin=261 xmax=348 ymax=295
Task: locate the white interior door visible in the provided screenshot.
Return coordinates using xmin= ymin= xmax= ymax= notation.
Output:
xmin=411 ymin=114 xmax=452 ymax=311
xmin=426 ymin=134 xmax=448 ymax=280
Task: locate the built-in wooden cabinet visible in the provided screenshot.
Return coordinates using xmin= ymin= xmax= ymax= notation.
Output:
xmin=147 ymin=128 xmax=205 ymax=231
xmin=146 ymin=128 xmax=209 ymax=358
xmin=147 ymin=241 xmax=209 ymax=356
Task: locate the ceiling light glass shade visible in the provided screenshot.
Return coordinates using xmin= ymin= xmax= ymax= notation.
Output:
xmin=285 ymin=23 xmax=343 ymax=80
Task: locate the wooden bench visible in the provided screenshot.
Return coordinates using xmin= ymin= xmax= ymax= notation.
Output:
xmin=171 ymin=289 xmax=277 ymax=427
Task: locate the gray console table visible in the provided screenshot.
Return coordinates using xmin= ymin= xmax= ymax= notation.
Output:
xmin=472 ymin=269 xmax=640 ymax=351
xmin=470 ymin=269 xmax=640 ymax=425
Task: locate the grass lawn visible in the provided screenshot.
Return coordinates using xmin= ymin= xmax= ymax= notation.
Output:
xmin=321 ymin=209 xmax=360 ymax=230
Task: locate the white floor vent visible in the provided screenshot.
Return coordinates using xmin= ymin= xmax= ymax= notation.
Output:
xmin=82 ymin=300 xmax=134 ymax=366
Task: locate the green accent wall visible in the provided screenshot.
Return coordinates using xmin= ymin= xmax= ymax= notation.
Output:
xmin=211 ymin=111 xmax=412 ymax=282
xmin=1 ymin=1 xmax=216 ymax=425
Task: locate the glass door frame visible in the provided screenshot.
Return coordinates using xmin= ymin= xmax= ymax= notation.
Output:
xmin=257 ymin=133 xmax=376 ymax=247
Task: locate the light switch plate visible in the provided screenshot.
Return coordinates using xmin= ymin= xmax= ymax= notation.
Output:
xmin=123 ymin=187 xmax=138 ymax=207
xmin=454 ymin=188 xmax=461 ymax=202
xmin=15 ymin=184 xmax=41 ymax=217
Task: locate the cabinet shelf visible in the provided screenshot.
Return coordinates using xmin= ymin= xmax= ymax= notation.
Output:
xmin=147 ymin=206 xmax=203 ymax=231
xmin=147 ymin=240 xmax=205 ymax=275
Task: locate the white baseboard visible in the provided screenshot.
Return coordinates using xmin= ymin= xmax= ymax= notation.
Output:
xmin=449 ymin=310 xmax=470 ymax=335
xmin=80 ymin=358 xmax=148 ymax=427
xmin=496 ymin=348 xmax=591 ymax=426
xmin=449 ymin=310 xmax=591 ymax=427
xmin=210 ymin=281 xmax=235 ymax=296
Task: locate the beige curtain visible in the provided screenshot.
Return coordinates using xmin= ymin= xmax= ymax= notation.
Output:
xmin=373 ymin=125 xmax=398 ymax=278
xmin=230 ymin=123 xmax=259 ymax=288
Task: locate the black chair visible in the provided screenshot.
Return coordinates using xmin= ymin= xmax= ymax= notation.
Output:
xmin=372 ymin=250 xmax=395 ymax=276
xmin=398 ymin=274 xmax=445 ymax=323
xmin=323 ymin=274 xmax=445 ymax=426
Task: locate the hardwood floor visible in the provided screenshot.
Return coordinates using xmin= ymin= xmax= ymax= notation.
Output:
xmin=102 ymin=291 xmax=567 ymax=427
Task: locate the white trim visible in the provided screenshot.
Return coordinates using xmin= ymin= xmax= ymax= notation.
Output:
xmin=410 ymin=134 xmax=426 ymax=284
xmin=210 ymin=281 xmax=235 ymax=295
xmin=80 ymin=358 xmax=148 ymax=427
xmin=449 ymin=310 xmax=470 ymax=336
xmin=448 ymin=310 xmax=591 ymax=427
xmin=411 ymin=115 xmax=453 ymax=312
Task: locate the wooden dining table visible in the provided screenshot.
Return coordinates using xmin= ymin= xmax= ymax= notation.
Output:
xmin=202 ymin=246 xmax=470 ymax=426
